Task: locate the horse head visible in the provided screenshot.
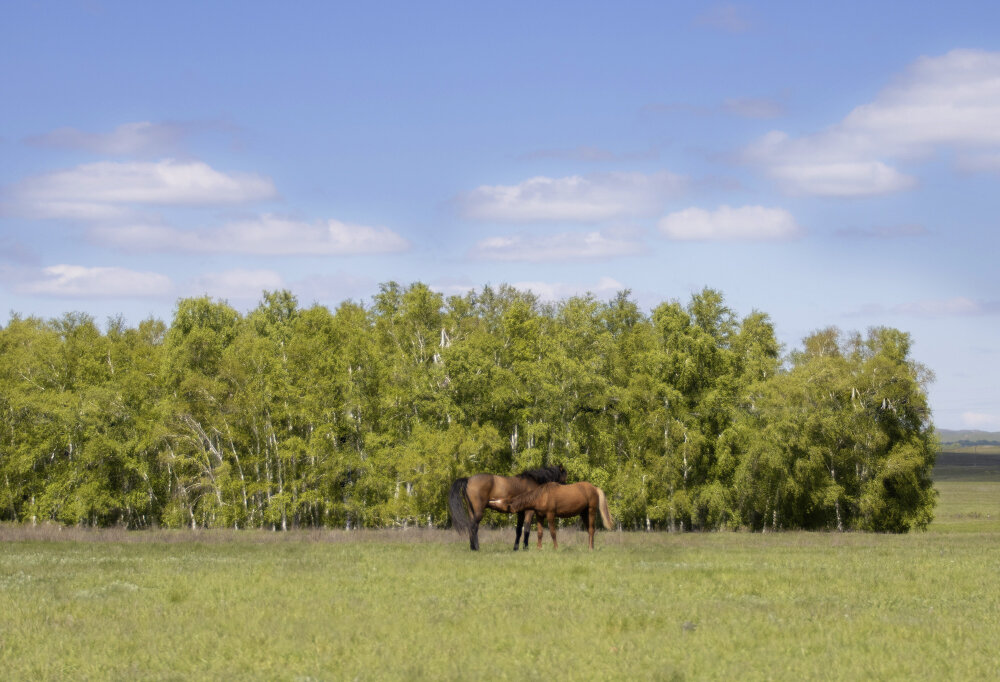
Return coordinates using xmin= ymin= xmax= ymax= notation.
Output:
xmin=490 ymin=497 xmax=515 ymax=512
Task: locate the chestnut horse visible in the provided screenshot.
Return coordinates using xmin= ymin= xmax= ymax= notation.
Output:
xmin=495 ymin=481 xmax=613 ymax=550
xmin=449 ymin=465 xmax=566 ymax=551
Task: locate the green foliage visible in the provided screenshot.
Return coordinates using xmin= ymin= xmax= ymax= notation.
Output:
xmin=0 ymin=285 xmax=937 ymax=531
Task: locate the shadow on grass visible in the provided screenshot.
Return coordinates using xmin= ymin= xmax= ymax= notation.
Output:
xmin=933 ymin=452 xmax=1000 ymax=482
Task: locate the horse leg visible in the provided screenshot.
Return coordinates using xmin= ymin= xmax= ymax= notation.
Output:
xmin=548 ymin=512 xmax=558 ymax=550
xmin=587 ymin=506 xmax=596 ymax=549
xmin=522 ymin=510 xmax=534 ymax=550
xmin=469 ymin=507 xmax=484 ymax=551
xmin=513 ymin=510 xmax=525 ymax=551
xmin=536 ymin=515 xmax=544 ymax=549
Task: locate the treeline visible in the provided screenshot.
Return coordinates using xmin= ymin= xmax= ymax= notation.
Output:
xmin=0 ymin=283 xmax=937 ymax=532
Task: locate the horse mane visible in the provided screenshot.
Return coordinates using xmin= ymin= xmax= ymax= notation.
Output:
xmin=515 ymin=465 xmax=564 ymax=485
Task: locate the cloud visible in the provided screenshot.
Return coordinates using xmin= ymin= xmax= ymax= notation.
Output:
xmin=189 ymin=269 xmax=285 ymax=302
xmin=516 ymin=145 xmax=660 ymax=163
xmin=642 ymin=97 xmax=783 ymax=121
xmin=24 ymin=121 xmax=191 ymax=157
xmin=16 ymin=265 xmax=172 ymax=298
xmin=0 ymin=237 xmax=39 ymax=265
xmin=695 ymin=4 xmax=752 ymax=33
xmin=748 ymin=137 xmax=917 ymax=196
xmin=9 ymin=159 xmax=276 ymax=219
xmin=835 ymin=223 xmax=928 ymax=239
xmin=896 ymin=298 xmax=986 ymax=316
xmin=424 ymin=277 xmax=626 ymax=303
xmin=456 ymin=171 xmax=685 ymax=222
xmin=92 ymin=214 xmax=409 ymax=255
xmin=961 ymin=412 xmax=1000 ymax=430
xmin=854 ymin=297 xmax=1000 ymax=317
xmin=839 ymin=49 xmax=1000 ymax=153
xmin=658 ymin=205 xmax=801 ymax=241
xmin=512 ymin=276 xmax=625 ymax=302
xmin=957 ymin=151 xmax=1000 ymax=173
xmin=428 ymin=278 xmax=479 ymax=299
xmin=2 ymin=199 xmax=136 ymax=222
xmin=722 ymin=97 xmax=784 ymax=119
xmin=295 ymin=272 xmax=381 ymax=304
xmin=746 ymin=49 xmax=1000 ymax=196
xmin=639 ymin=102 xmax=711 ymax=118
xmin=471 ymin=230 xmax=641 ymax=261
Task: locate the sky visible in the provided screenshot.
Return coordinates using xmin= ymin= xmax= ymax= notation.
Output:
xmin=1 ymin=1 xmax=999 ymax=431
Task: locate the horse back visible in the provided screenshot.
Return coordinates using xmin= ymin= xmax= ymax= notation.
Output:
xmin=470 ymin=473 xmax=539 ymax=509
xmin=543 ymin=482 xmax=592 ymax=516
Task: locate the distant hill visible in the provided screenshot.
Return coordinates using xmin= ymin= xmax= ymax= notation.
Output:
xmin=937 ymin=429 xmax=1000 ymax=445
xmin=937 ymin=429 xmax=1000 ymax=455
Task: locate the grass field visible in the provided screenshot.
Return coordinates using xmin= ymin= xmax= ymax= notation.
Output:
xmin=2 ymin=454 xmax=999 ymax=681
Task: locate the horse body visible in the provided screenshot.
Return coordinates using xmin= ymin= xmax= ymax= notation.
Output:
xmin=499 ymin=481 xmax=613 ymax=550
xmin=449 ymin=465 xmax=566 ymax=551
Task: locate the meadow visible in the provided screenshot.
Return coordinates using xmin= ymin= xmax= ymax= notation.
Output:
xmin=1 ymin=455 xmax=998 ymax=681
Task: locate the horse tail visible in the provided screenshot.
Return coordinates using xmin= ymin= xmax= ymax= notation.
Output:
xmin=597 ymin=486 xmax=614 ymax=529
xmin=449 ymin=478 xmax=472 ymax=533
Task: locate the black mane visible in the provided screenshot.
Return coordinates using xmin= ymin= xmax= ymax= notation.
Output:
xmin=516 ymin=464 xmax=566 ymax=485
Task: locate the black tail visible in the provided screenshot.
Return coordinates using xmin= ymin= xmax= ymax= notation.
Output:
xmin=449 ymin=478 xmax=471 ymax=533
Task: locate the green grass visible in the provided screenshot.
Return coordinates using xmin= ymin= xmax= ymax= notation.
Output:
xmin=2 ymin=461 xmax=999 ymax=681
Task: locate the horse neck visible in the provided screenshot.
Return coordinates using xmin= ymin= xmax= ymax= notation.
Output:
xmin=511 ymin=474 xmax=547 ymax=496
xmin=515 ymin=477 xmax=538 ymax=491
xmin=510 ymin=485 xmax=542 ymax=510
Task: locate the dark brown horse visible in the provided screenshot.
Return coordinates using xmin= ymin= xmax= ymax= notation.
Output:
xmin=449 ymin=465 xmax=566 ymax=551
xmin=495 ymin=481 xmax=613 ymax=550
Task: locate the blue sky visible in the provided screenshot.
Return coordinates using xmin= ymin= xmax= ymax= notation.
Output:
xmin=1 ymin=1 xmax=998 ymax=430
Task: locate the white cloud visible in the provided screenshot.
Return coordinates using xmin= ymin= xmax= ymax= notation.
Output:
xmin=25 ymin=121 xmax=189 ymax=156
xmin=10 ymin=159 xmax=276 ymax=219
xmin=512 ymin=276 xmax=625 ymax=302
xmin=764 ymin=156 xmax=916 ymax=197
xmin=961 ymin=412 xmax=1000 ymax=431
xmin=189 ymin=269 xmax=285 ymax=301
xmin=428 ymin=279 xmax=479 ymax=299
xmin=840 ymin=49 xmax=1000 ymax=152
xmin=92 ymin=214 xmax=409 ymax=255
xmin=3 ymin=200 xmax=136 ymax=222
xmin=17 ymin=265 xmax=172 ymax=298
xmin=658 ymin=205 xmax=801 ymax=241
xmin=457 ymin=171 xmax=685 ymax=222
xmin=747 ymin=49 xmax=1000 ymax=196
xmin=472 ymin=230 xmax=641 ymax=261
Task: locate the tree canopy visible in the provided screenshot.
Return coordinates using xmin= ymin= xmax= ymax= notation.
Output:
xmin=0 ymin=284 xmax=937 ymax=532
